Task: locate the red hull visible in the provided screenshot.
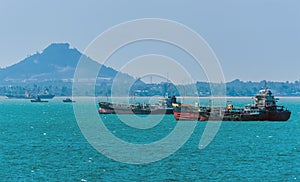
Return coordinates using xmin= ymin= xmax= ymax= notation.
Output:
xmin=174 ymin=110 xmax=291 ymax=121
xmin=173 ymin=111 xmax=199 ymax=121
xmin=199 ymin=115 xmax=209 ymax=121
xmin=98 ymin=108 xmax=115 ymax=114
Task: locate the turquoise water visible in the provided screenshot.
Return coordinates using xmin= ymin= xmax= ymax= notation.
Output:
xmin=0 ymin=97 xmax=299 ymax=181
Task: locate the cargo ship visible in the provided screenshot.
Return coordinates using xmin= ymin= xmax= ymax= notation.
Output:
xmin=173 ymin=88 xmax=291 ymax=121
xmin=98 ymin=96 xmax=177 ymax=114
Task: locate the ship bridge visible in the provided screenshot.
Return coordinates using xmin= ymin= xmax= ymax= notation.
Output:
xmin=254 ymin=89 xmax=278 ymax=109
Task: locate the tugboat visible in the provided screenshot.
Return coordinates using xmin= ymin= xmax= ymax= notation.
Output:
xmin=173 ymin=87 xmax=291 ymax=121
xmin=63 ymin=98 xmax=75 ymax=103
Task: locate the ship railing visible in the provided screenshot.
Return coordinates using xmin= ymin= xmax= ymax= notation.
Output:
xmin=276 ymin=105 xmax=285 ymax=111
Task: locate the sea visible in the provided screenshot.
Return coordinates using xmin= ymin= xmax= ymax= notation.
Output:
xmin=0 ymin=96 xmax=299 ymax=181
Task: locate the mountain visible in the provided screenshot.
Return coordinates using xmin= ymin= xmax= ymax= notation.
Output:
xmin=0 ymin=43 xmax=126 ymax=83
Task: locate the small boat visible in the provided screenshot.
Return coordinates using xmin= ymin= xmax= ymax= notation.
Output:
xmin=31 ymin=96 xmax=48 ymax=103
xmin=63 ymin=98 xmax=75 ymax=103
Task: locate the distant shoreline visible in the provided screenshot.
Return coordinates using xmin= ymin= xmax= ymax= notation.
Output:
xmin=2 ymin=95 xmax=300 ymax=99
xmin=63 ymin=96 xmax=300 ymax=98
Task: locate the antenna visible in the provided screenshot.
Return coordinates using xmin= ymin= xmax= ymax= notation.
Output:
xmin=165 ymin=73 xmax=169 ymax=97
xmin=264 ymin=81 xmax=268 ymax=96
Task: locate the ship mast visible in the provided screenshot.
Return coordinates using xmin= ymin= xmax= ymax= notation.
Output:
xmin=263 ymin=82 xmax=267 ymax=107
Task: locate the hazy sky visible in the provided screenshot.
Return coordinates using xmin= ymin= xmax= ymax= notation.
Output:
xmin=1 ymin=0 xmax=299 ymax=82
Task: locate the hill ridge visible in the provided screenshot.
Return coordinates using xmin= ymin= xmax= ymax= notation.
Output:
xmin=0 ymin=43 xmax=120 ymax=83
